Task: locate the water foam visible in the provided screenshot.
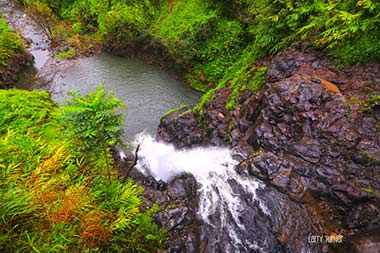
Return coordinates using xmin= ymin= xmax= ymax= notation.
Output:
xmin=133 ymin=133 xmax=269 ymax=252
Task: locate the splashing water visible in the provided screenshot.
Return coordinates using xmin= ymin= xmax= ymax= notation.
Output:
xmin=133 ymin=133 xmax=270 ymax=252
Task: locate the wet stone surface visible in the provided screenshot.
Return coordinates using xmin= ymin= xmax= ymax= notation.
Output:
xmin=157 ymin=48 xmax=380 ymax=252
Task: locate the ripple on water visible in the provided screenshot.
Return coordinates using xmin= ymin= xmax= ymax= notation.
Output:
xmin=50 ymin=53 xmax=200 ymax=139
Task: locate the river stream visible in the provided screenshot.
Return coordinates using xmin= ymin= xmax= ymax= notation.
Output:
xmin=1 ymin=1 xmax=297 ymax=252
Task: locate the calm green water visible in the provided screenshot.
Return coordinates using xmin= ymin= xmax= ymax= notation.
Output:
xmin=50 ymin=53 xmax=200 ymax=140
xmin=0 ymin=0 xmax=199 ymax=141
xmin=0 ymin=0 xmax=200 ymax=140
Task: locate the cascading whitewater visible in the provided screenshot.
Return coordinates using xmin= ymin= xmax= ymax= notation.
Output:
xmin=133 ymin=133 xmax=270 ymax=252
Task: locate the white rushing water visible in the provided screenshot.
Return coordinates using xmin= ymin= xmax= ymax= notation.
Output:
xmin=133 ymin=133 xmax=270 ymax=252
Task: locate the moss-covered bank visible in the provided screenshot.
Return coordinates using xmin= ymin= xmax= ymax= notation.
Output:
xmin=0 ymin=17 xmax=33 ymax=88
xmin=14 ymin=0 xmax=380 ymax=117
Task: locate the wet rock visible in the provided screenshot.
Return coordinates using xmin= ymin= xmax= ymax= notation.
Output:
xmin=330 ymin=228 xmax=380 ymax=253
xmin=158 ymin=106 xmax=204 ymax=149
xmin=267 ymin=48 xmax=298 ymax=82
xmin=315 ymin=167 xmax=341 ymax=184
xmin=345 ymin=203 xmax=380 ymax=229
xmin=233 ymin=49 xmax=380 ymax=234
xmin=331 ymin=183 xmax=369 ymax=203
xmin=200 ymin=178 xmax=323 ymax=253
xmin=167 ymin=174 xmax=198 ymax=204
xmin=155 ymin=207 xmax=190 ymax=229
xmin=156 ymin=47 xmax=380 ymax=252
xmin=292 ymin=142 xmax=321 ymax=164
xmin=126 ymin=167 xmax=202 ymax=252
xmin=0 ymin=51 xmax=34 ymax=88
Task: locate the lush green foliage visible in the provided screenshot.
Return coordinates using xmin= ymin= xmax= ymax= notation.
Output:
xmin=60 ymin=85 xmax=124 ymax=180
xmin=61 ymin=85 xmax=124 ymax=154
xmin=0 ymin=89 xmax=164 ymax=252
xmin=18 ymin=0 xmax=380 ymax=71
xmin=98 ymin=1 xmax=152 ymax=51
xmin=16 ymin=0 xmax=101 ymax=54
xmin=231 ymin=0 xmax=380 ymax=66
xmin=151 ymin=0 xmax=247 ymax=90
xmin=17 ymin=0 xmax=380 ymax=114
xmin=55 ymin=47 xmax=75 ymax=60
xmin=194 ymin=44 xmax=264 ymax=113
xmin=152 ymin=0 xmax=218 ymax=65
xmin=18 ymin=0 xmax=248 ymax=89
xmin=0 ymin=17 xmax=25 ymax=66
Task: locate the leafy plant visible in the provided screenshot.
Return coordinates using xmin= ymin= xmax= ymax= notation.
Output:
xmin=60 ymin=85 xmax=124 ymax=179
xmin=0 ymin=88 xmax=164 ymax=252
xmin=231 ymin=0 xmax=380 ymax=65
xmin=0 ymin=17 xmax=25 ymax=67
xmin=98 ymin=3 xmax=147 ymax=50
xmin=55 ymin=47 xmax=75 ymax=60
xmin=360 ymin=93 xmax=380 ymax=113
xmin=162 ymin=104 xmax=187 ymax=118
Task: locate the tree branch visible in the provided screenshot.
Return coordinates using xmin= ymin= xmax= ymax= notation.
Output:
xmin=124 ymin=144 xmax=141 ymax=178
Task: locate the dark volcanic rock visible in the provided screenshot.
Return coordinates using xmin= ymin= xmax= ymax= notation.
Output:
xmin=116 ymin=150 xmax=324 ymax=253
xmin=329 ymin=228 xmax=380 ymax=253
xmin=239 ymin=50 xmax=380 ymax=240
xmin=201 ymin=183 xmax=324 ymax=253
xmin=158 ymin=88 xmax=232 ymax=149
xmin=129 ymin=167 xmax=202 ymax=253
xmin=114 ymin=149 xmax=202 ymax=252
xmin=157 ymin=47 xmax=380 ymax=252
xmin=158 ymin=106 xmax=204 ymax=149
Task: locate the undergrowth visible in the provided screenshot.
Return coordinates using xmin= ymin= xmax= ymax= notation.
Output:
xmin=0 ymin=16 xmax=25 ymax=67
xmin=54 ymin=47 xmax=75 ymax=60
xmin=0 ymin=88 xmax=164 ymax=252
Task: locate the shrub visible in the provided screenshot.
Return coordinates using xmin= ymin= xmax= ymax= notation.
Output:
xmin=61 ymin=0 xmax=109 ymax=32
xmin=60 ymin=85 xmax=124 ymax=179
xmin=98 ymin=1 xmax=155 ymax=51
xmin=231 ymin=0 xmax=380 ymax=64
xmin=193 ymin=18 xmax=245 ymax=85
xmin=152 ymin=0 xmax=247 ymax=87
xmin=0 ymin=88 xmax=164 ymax=252
xmin=55 ymin=47 xmax=75 ymax=60
xmin=0 ymin=17 xmax=25 ymax=66
xmin=152 ymin=0 xmax=218 ymax=63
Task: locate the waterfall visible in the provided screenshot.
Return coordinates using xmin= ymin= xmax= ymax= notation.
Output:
xmin=133 ymin=133 xmax=270 ymax=252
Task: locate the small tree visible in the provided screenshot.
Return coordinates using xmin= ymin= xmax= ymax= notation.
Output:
xmin=25 ymin=2 xmax=57 ymax=44
xmin=60 ymin=85 xmax=124 ymax=179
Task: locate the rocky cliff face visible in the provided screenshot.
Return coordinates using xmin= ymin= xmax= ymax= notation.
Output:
xmin=0 ymin=51 xmax=33 ymax=89
xmin=157 ymin=48 xmax=380 ymax=252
